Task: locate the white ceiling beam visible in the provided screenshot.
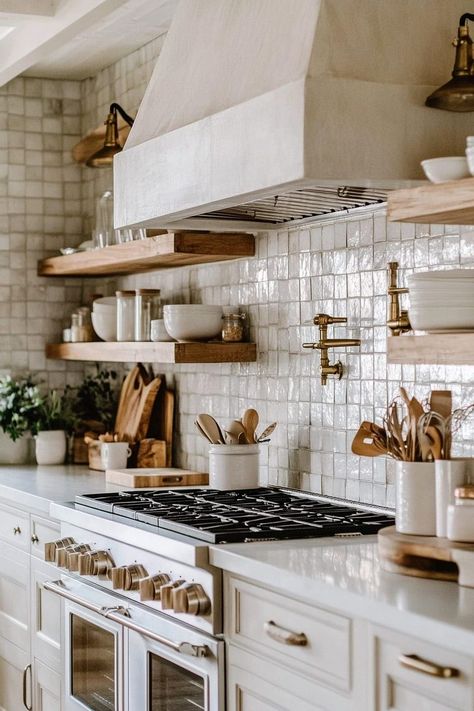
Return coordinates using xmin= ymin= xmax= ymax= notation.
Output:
xmin=0 ymin=0 xmax=56 ymax=16
xmin=0 ymin=0 xmax=129 ymax=87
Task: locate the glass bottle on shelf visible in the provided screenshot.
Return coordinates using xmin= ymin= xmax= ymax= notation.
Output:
xmin=135 ymin=289 xmax=161 ymax=341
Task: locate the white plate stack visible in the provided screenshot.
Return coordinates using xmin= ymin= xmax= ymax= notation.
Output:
xmin=407 ymin=269 xmax=474 ymax=332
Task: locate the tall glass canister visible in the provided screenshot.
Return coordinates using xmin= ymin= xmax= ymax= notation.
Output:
xmin=116 ymin=290 xmax=135 ymax=341
xmin=135 ymin=289 xmax=161 ymax=341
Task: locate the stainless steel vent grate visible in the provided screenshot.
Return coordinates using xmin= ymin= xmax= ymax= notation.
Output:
xmin=200 ymin=186 xmax=388 ymax=224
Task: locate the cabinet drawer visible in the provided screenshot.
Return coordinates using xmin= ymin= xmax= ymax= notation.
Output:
xmin=226 ymin=576 xmax=351 ymax=692
xmin=30 ymin=516 xmax=59 ymax=559
xmin=372 ymin=625 xmax=474 ymax=711
xmin=0 ymin=502 xmax=29 ymax=550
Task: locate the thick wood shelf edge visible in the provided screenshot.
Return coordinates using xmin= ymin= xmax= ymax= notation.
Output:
xmin=45 ymin=341 xmax=257 ymax=364
xmin=38 ymin=233 xmax=255 ymax=276
xmin=388 ymin=177 xmax=474 ymax=224
xmin=387 ymin=333 xmax=474 ymax=365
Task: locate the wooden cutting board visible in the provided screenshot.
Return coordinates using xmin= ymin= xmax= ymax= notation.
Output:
xmin=105 ymin=467 xmax=208 ymax=488
xmin=378 ymin=525 xmax=474 ymax=582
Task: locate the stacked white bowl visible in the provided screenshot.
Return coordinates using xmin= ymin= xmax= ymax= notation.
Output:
xmin=163 ymin=304 xmax=223 ymax=341
xmin=91 ymin=296 xmax=117 ymax=341
xmin=407 ymin=269 xmax=474 ymax=332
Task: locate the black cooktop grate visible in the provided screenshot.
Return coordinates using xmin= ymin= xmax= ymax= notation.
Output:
xmin=75 ymin=488 xmax=394 ymax=544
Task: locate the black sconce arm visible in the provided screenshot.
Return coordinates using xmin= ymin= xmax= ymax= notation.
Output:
xmin=109 ymin=103 xmax=135 ymax=127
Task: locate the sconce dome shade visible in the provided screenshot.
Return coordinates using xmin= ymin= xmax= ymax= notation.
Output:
xmin=426 ymin=76 xmax=474 ymax=112
xmin=86 ymin=142 xmax=122 ymax=167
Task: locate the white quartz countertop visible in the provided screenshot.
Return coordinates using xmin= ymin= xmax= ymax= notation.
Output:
xmin=0 ymin=464 xmax=121 ymax=516
xmin=210 ymin=537 xmax=474 ymax=653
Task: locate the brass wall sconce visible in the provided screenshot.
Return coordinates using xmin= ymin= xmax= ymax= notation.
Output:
xmin=426 ymin=13 xmax=474 ymax=111
xmin=303 ymin=314 xmax=361 ymax=386
xmin=387 ymin=262 xmax=411 ymax=336
xmin=86 ymin=103 xmax=135 ymax=167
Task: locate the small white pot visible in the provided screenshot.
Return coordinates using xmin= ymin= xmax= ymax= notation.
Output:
xmin=35 ymin=430 xmax=67 ymax=465
xmin=0 ymin=430 xmax=31 ymax=464
xmin=435 ymin=459 xmax=474 ymax=537
xmin=100 ymin=441 xmax=132 ymax=471
xmin=209 ymin=444 xmax=259 ymax=490
xmin=396 ymin=461 xmax=436 ymax=536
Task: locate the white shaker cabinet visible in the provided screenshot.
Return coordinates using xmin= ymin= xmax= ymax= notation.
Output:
xmin=0 ymin=635 xmax=30 ymax=711
xmin=33 ymin=659 xmax=61 ymax=711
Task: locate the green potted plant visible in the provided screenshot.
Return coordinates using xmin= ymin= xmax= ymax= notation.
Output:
xmin=0 ymin=375 xmax=42 ymax=464
xmin=35 ymin=390 xmax=76 ymax=465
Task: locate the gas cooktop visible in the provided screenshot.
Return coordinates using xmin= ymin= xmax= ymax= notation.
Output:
xmin=75 ymin=487 xmax=394 ymax=544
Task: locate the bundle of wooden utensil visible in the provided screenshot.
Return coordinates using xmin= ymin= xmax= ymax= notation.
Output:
xmin=194 ymin=409 xmax=277 ymax=445
xmin=85 ymin=363 xmax=174 ymax=470
xmin=352 ymin=388 xmax=473 ymax=462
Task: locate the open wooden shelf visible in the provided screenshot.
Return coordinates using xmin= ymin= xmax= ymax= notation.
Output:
xmin=46 ymin=341 xmax=257 ymax=364
xmin=38 ymin=232 xmax=255 ymax=277
xmin=72 ymin=116 xmax=131 ymax=165
xmin=388 ymin=177 xmax=474 ymax=224
xmin=387 ymin=333 xmax=474 ymax=365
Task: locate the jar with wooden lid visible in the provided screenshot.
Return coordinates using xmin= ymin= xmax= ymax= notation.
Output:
xmin=447 ymin=484 xmax=474 ymax=542
xmin=116 ymin=290 xmax=135 ymax=341
xmin=222 ymin=313 xmax=245 ymax=342
xmin=135 ymin=289 xmax=161 ymax=341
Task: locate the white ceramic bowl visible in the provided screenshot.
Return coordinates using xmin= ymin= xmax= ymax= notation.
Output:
xmin=91 ymin=311 xmax=117 ymax=341
xmin=163 ymin=305 xmax=223 ymax=341
xmin=466 ymin=147 xmax=474 ymax=176
xmin=93 ymin=296 xmax=117 ymax=314
xmin=408 ymin=305 xmax=474 ymax=332
xmin=150 ymin=319 xmax=174 ymax=342
xmin=421 ymin=157 xmax=470 ymax=184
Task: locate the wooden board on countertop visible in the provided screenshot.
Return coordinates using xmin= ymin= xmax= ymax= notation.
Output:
xmin=105 ymin=467 xmax=208 ymax=488
xmin=378 ymin=525 xmax=474 ymax=581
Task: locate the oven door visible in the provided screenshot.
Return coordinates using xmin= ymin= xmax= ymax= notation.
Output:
xmin=128 ymin=625 xmax=224 ymax=711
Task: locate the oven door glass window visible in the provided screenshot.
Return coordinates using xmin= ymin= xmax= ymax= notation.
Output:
xmin=149 ymin=653 xmax=205 ymax=711
xmin=71 ymin=614 xmax=116 ymax=711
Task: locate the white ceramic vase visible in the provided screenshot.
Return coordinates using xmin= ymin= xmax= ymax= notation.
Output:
xmin=396 ymin=461 xmax=436 ymax=536
xmin=0 ymin=429 xmax=30 ymax=464
xmin=208 ymin=444 xmax=260 ymax=490
xmin=35 ymin=430 xmax=67 ymax=465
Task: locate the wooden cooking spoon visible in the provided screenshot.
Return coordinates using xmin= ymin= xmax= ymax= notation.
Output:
xmin=242 ymin=408 xmax=259 ymax=444
xmin=196 ymin=414 xmax=224 ymax=445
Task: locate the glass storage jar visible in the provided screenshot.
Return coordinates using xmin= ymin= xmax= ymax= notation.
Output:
xmin=116 ymin=290 xmax=135 ymax=341
xmin=135 ymin=289 xmax=161 ymax=341
xmin=222 ymin=312 xmax=245 ymax=342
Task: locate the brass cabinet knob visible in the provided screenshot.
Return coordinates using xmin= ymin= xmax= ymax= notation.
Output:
xmin=13 ymin=526 xmax=21 ymax=535
xmin=31 ymin=534 xmax=39 ymax=544
xmin=44 ymin=537 xmax=75 ymax=563
xmin=139 ymin=573 xmax=171 ymax=601
xmin=160 ymin=580 xmax=185 ymax=609
xmin=109 ymin=564 xmax=148 ymax=591
xmin=172 ymin=582 xmax=211 ymax=616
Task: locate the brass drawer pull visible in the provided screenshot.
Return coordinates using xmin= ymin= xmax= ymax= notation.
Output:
xmin=31 ymin=534 xmax=39 ymax=544
xmin=399 ymin=654 xmax=460 ymax=678
xmin=264 ymin=620 xmax=308 ymax=646
xmin=13 ymin=526 xmax=21 ymax=535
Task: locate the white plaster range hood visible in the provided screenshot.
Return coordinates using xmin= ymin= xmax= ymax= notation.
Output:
xmin=114 ymin=0 xmax=474 ymax=231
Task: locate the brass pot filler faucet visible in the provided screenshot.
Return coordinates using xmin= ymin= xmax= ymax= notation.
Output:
xmin=387 ymin=261 xmax=411 ymax=336
xmin=303 ymin=314 xmax=361 ymax=385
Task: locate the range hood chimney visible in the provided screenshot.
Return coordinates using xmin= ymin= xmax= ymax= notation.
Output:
xmin=114 ymin=0 xmax=474 ymax=231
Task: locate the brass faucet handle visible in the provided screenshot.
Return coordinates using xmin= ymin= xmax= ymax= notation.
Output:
xmin=313 ymin=313 xmax=347 ymax=327
xmin=302 ymin=342 xmax=318 ymax=349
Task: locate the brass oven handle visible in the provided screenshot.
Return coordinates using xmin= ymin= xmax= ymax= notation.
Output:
xmin=22 ymin=663 xmax=32 ymax=710
xmin=399 ymin=654 xmax=460 ymax=678
xmin=43 ymin=579 xmax=210 ymax=659
xmin=264 ymin=620 xmax=308 ymax=646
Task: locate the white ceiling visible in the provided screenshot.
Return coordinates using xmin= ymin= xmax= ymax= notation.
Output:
xmin=0 ymin=0 xmax=177 ymax=86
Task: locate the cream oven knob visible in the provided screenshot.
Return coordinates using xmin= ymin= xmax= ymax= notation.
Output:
xmin=110 ymin=564 xmax=148 ymax=591
xmin=66 ymin=544 xmax=92 ymax=572
xmin=139 ymin=574 xmax=171 ymax=601
xmin=172 ymin=583 xmax=211 ymax=616
xmin=44 ymin=537 xmax=75 ymax=563
xmin=160 ymin=580 xmax=185 ymax=609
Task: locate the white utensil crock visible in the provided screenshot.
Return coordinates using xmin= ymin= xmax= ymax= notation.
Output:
xmin=101 ymin=442 xmax=132 ymax=471
xmin=435 ymin=459 xmax=474 ymax=537
xmin=396 ymin=461 xmax=436 ymax=536
xmin=35 ymin=430 xmax=67 ymax=465
xmin=209 ymin=444 xmax=259 ymax=490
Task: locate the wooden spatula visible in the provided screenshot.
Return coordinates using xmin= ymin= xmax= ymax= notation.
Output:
xmin=242 ymin=408 xmax=259 ymax=444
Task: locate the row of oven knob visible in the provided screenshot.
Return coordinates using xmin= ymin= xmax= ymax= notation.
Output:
xmin=45 ymin=538 xmax=211 ymax=617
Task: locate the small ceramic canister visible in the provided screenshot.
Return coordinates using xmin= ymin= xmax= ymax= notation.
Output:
xmin=208 ymin=444 xmax=259 ymax=490
xmin=101 ymin=442 xmax=132 ymax=470
xmin=435 ymin=459 xmax=474 ymax=537
xmin=395 ymin=461 xmax=436 ymax=536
